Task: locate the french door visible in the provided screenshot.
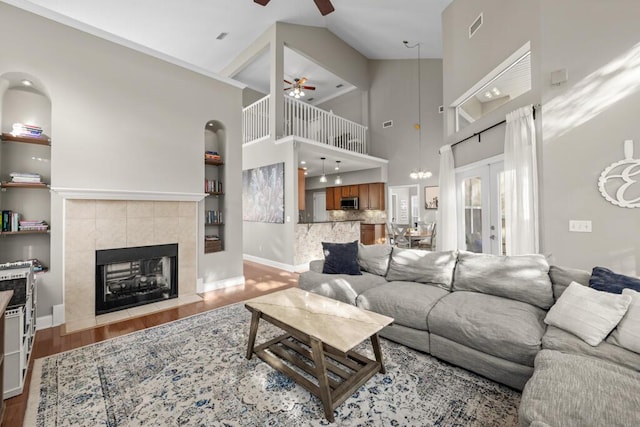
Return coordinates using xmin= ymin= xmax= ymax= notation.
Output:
xmin=456 ymin=157 xmax=505 ymax=255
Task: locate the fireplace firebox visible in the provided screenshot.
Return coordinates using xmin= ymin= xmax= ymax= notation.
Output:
xmin=95 ymin=244 xmax=178 ymax=315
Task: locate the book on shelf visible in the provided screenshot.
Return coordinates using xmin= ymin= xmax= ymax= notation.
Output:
xmin=10 ymin=172 xmax=42 ymax=183
xmin=19 ymin=220 xmax=48 ymax=231
xmin=11 ymin=123 xmax=43 ymax=137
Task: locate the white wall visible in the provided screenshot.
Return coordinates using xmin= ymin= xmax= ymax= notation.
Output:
xmin=242 ymin=141 xmax=296 ymax=265
xmin=443 ymin=0 xmax=640 ymax=274
xmin=0 ymin=3 xmax=244 ymax=317
xmin=539 ymin=0 xmax=640 ymax=273
xmin=368 ymin=59 xmax=443 ymax=219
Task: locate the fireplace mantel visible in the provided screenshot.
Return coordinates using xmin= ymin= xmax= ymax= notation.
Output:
xmin=51 ymin=187 xmax=206 ymax=202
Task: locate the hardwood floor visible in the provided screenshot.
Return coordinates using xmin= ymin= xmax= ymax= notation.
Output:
xmin=2 ymin=260 xmax=299 ymax=427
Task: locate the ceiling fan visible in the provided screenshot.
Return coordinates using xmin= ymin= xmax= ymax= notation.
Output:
xmin=284 ymin=77 xmax=316 ymax=99
xmin=254 ymin=0 xmax=335 ymax=16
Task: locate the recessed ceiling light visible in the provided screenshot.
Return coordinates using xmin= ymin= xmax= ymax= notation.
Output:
xmin=300 ymin=160 xmax=306 ymax=165
xmin=21 ymin=79 xmax=32 ymax=86
xmin=207 ymin=123 xmax=214 ymax=126
xmin=304 ymin=171 xmax=308 ymax=176
xmin=492 ymin=87 xmax=501 ymax=96
xmin=302 ymin=167 xmax=307 ymax=170
xmin=216 ymin=32 xmax=229 ymax=40
xmin=484 ymin=91 xmax=493 ymax=99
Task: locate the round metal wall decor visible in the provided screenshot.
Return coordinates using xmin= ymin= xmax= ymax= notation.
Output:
xmin=598 ymin=140 xmax=640 ymax=208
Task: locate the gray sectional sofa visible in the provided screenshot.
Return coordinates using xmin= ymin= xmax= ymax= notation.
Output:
xmin=298 ymin=245 xmax=640 ymax=426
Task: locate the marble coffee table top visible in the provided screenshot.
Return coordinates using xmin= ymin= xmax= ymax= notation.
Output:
xmin=245 ymin=287 xmax=393 ymax=353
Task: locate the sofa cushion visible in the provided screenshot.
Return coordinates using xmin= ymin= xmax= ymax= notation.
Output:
xmin=357 ymin=243 xmax=392 ymax=276
xmin=609 ymin=289 xmax=640 ymax=353
xmin=428 ymin=291 xmax=546 ymax=366
xmin=519 ymin=350 xmax=640 ymax=427
xmin=385 ymin=248 xmax=457 ymax=291
xmin=321 ymin=241 xmax=362 ymax=275
xmin=357 ymin=281 xmax=449 ymax=331
xmin=452 ymin=251 xmax=554 ymax=309
xmin=589 ymin=266 xmax=640 ymax=294
xmin=298 ymin=270 xmax=387 ymax=306
xmin=544 ymin=282 xmax=631 ymax=346
xmin=543 ymin=325 xmax=640 ymax=372
xmin=548 ymin=264 xmax=591 ymax=301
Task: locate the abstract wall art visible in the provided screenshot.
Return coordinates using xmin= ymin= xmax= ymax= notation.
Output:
xmin=242 ymin=162 xmax=285 ymax=223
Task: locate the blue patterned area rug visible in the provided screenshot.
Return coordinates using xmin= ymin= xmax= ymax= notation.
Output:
xmin=26 ymin=303 xmax=520 ymax=426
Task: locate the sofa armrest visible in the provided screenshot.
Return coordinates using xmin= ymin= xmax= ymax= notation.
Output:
xmin=309 ymin=259 xmax=324 ymax=273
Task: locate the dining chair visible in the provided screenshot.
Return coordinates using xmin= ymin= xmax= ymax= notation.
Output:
xmin=418 ymin=222 xmax=437 ymax=250
xmin=392 ymin=223 xmax=411 ymax=248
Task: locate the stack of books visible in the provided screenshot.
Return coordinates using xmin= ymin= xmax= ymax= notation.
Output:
xmin=205 ymin=179 xmax=223 ymax=193
xmin=18 ymin=220 xmax=48 ymax=231
xmin=9 ymin=172 xmax=42 ymax=184
xmin=205 ymin=210 xmax=223 ymax=224
xmin=11 ymin=123 xmax=43 ymax=137
xmin=1 ymin=211 xmax=19 ymax=232
xmin=205 ymin=151 xmax=221 ymax=161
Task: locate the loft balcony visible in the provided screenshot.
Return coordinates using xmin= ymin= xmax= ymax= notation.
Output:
xmin=242 ymin=94 xmax=368 ymax=154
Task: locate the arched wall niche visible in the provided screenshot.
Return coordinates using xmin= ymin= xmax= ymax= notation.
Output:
xmin=203 ymin=119 xmax=227 ymax=253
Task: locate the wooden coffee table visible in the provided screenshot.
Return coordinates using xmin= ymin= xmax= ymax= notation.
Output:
xmin=245 ymin=287 xmax=393 ymax=422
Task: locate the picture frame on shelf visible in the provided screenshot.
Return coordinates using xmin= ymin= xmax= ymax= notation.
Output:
xmin=424 ymin=186 xmax=439 ymax=209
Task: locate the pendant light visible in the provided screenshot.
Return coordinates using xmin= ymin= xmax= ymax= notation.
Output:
xmin=319 ymin=157 xmax=327 ymax=183
xmin=405 ymin=41 xmax=432 ymax=180
xmin=334 ymin=160 xmax=342 ymax=184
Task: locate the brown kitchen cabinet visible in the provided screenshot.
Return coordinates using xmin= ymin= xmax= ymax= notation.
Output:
xmin=368 ymin=183 xmax=385 ymax=210
xmin=358 ymin=184 xmax=369 ymax=209
xmin=360 ymin=223 xmax=386 ymax=245
xmin=325 ymin=187 xmax=335 ymax=210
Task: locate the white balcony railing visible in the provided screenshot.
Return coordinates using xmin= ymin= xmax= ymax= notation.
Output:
xmin=242 ymin=95 xmax=368 ymax=154
xmin=242 ymin=95 xmax=270 ymax=144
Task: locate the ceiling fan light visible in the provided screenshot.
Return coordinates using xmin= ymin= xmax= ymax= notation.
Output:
xmin=289 ymin=91 xmax=295 ymax=96
xmin=299 ymin=91 xmax=305 ymax=97
xmin=295 ymin=94 xmax=300 ymax=99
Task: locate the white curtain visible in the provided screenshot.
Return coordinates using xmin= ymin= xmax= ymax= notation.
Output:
xmin=437 ymin=144 xmax=457 ymax=251
xmin=504 ymin=105 xmax=539 ymax=255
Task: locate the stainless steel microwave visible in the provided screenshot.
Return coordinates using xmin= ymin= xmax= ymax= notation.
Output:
xmin=340 ymin=197 xmax=359 ymax=210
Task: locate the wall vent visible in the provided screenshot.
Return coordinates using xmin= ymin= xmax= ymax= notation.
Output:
xmin=438 ymin=105 xmax=444 ymax=114
xmin=307 ymin=97 xmax=314 ymax=101
xmin=336 ymin=83 xmax=344 ymax=88
xmin=216 ymin=32 xmax=229 ymax=40
xmin=382 ymin=120 xmax=393 ymax=129
xmin=469 ymin=13 xmax=483 ymax=38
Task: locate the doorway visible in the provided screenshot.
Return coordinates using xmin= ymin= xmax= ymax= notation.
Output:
xmin=388 ymin=184 xmax=420 ymax=226
xmin=456 ymin=156 xmax=505 ymax=255
xmin=313 ymin=192 xmax=327 ymax=222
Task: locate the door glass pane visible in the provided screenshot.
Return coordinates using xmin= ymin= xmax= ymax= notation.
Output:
xmin=463 ymin=177 xmax=483 ymax=253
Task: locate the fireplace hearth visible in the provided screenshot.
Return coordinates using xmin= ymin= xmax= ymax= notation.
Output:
xmin=95 ymin=244 xmax=178 ymax=315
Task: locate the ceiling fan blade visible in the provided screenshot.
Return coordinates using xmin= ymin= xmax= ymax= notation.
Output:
xmin=301 ymin=85 xmax=316 ymax=90
xmin=254 ymin=0 xmax=270 ymax=6
xmin=313 ymin=0 xmax=335 ymax=16
xmin=283 ymin=79 xmax=292 ymax=84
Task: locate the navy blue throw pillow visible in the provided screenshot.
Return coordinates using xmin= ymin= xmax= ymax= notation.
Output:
xmin=321 ymin=241 xmax=362 ymax=275
xmin=589 ymin=266 xmax=640 ymax=294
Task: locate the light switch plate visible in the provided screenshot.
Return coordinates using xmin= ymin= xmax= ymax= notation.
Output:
xmin=569 ymin=220 xmax=592 ymax=232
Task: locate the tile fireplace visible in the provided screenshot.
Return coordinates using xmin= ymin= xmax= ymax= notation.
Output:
xmin=95 ymin=243 xmax=178 ymax=315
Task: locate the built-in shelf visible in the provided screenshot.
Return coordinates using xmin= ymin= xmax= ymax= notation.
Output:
xmin=0 ymin=182 xmax=48 ymax=189
xmin=205 ymin=223 xmax=225 ymax=226
xmin=204 ymin=158 xmax=224 ymax=166
xmin=0 ymin=230 xmax=49 ymax=236
xmin=206 ymin=192 xmax=224 ymax=196
xmin=0 ymin=133 xmax=51 ymax=146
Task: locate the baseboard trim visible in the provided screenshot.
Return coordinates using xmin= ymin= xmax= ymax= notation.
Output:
xmin=243 ymin=254 xmax=309 ymax=273
xmin=36 ymin=315 xmax=52 ymax=331
xmin=198 ymin=275 xmax=245 ymax=294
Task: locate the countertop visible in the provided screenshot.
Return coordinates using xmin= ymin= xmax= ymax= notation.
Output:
xmin=297 ymin=220 xmax=361 ymax=224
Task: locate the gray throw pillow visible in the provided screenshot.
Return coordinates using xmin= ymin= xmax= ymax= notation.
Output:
xmin=608 ymin=288 xmax=640 ymax=353
xmin=385 ymin=248 xmax=457 ymax=291
xmin=545 ymin=282 xmax=631 ymax=346
xmin=453 ymin=251 xmax=554 ymax=309
xmin=357 ymin=243 xmax=392 ymax=277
